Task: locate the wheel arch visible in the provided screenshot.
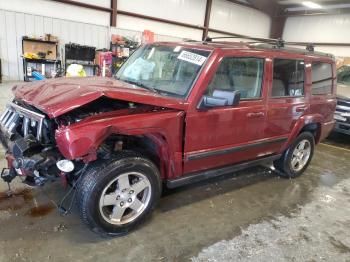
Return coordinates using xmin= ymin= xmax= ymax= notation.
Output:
xmin=98 ymin=132 xmax=176 ymax=180
xmin=298 ymin=122 xmax=321 ymax=144
xmin=283 ymin=114 xmax=323 ymax=151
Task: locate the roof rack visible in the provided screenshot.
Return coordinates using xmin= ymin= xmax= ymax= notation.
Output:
xmin=204 ymin=35 xmax=332 ymax=57
xmin=205 ymin=36 xmax=285 ymax=47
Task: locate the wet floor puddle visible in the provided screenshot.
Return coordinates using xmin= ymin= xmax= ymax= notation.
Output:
xmin=0 ymin=188 xmax=55 ymax=217
xmin=25 ymin=202 xmax=55 ymax=217
xmin=0 ymin=188 xmax=33 ymax=211
xmin=319 ymin=171 xmax=338 ymax=187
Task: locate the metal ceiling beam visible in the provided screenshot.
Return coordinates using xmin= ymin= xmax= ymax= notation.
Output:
xmin=51 ymin=0 xmax=112 ymax=13
xmin=226 ymin=0 xmax=256 ymax=9
xmin=270 ymin=16 xmax=286 ymax=39
xmin=202 ymin=0 xmax=213 ymax=41
xmin=110 ymin=0 xmax=117 ymax=27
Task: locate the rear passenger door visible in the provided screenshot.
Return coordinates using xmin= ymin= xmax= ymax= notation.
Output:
xmin=266 ymin=58 xmax=308 ymax=147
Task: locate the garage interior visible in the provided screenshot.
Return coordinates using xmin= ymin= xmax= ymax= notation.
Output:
xmin=0 ymin=0 xmax=350 ymax=261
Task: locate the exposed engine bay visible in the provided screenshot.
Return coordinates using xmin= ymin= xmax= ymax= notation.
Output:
xmin=0 ymin=96 xmax=155 ymax=187
xmin=55 ymin=96 xmax=139 ymax=125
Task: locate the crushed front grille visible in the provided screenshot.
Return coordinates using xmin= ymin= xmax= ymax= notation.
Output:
xmin=0 ymin=102 xmax=45 ymax=141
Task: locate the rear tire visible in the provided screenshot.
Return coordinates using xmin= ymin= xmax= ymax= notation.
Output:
xmin=77 ymin=151 xmax=161 ymax=237
xmin=274 ymin=132 xmax=315 ymax=178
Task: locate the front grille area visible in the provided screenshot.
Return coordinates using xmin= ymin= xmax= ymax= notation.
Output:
xmin=0 ymin=102 xmax=45 ymax=141
xmin=334 ymin=98 xmax=350 ymax=124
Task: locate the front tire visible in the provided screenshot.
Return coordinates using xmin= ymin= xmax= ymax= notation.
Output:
xmin=274 ymin=132 xmax=315 ymax=178
xmin=77 ymin=151 xmax=161 ymax=236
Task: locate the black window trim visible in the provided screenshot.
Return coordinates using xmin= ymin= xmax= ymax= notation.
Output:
xmin=270 ymin=58 xmax=306 ymax=99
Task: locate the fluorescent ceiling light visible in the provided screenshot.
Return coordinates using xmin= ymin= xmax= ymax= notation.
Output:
xmin=302 ymin=1 xmax=323 ymax=9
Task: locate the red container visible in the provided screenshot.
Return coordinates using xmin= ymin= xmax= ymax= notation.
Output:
xmin=142 ymin=30 xmax=154 ymax=43
xmin=98 ymin=52 xmax=113 ymax=65
xmin=96 ymin=51 xmax=113 ymax=77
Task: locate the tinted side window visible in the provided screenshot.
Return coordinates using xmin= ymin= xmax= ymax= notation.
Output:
xmin=312 ymin=62 xmax=333 ymax=95
xmin=272 ymin=59 xmax=305 ymax=97
xmin=206 ymin=57 xmax=264 ymax=99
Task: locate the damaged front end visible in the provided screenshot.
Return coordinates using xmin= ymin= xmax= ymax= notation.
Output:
xmin=0 ymin=101 xmax=68 ymax=187
xmin=0 ymin=97 xmax=157 ymax=187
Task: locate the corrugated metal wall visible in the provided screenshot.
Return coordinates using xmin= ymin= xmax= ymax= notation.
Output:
xmin=0 ymin=0 xmax=272 ymax=81
xmin=115 ymin=0 xmax=271 ymax=41
xmin=0 ymin=10 xmax=185 ymax=81
xmin=209 ymin=0 xmax=271 ymax=38
xmin=0 ymin=10 xmax=109 ymax=81
xmin=283 ymin=14 xmax=350 ymax=57
xmin=0 ymin=10 xmax=186 ymax=81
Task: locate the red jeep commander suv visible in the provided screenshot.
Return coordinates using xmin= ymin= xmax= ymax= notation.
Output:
xmin=0 ymin=39 xmax=336 ymax=236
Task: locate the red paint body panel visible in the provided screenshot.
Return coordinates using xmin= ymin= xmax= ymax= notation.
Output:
xmin=55 ymin=110 xmax=185 ymax=179
xmin=11 ymin=41 xmax=337 ymax=180
xmin=183 ymin=49 xmax=272 ymax=173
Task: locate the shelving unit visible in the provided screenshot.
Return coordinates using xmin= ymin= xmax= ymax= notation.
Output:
xmin=110 ymin=41 xmax=138 ymax=74
xmin=22 ymin=37 xmax=61 ymax=81
xmin=65 ymin=59 xmax=99 ymax=76
xmin=23 ymin=58 xmax=61 ymax=81
xmin=64 ymin=43 xmax=97 ymax=76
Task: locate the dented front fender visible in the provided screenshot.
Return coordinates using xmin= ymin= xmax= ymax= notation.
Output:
xmin=55 ymin=110 xmax=185 ymax=178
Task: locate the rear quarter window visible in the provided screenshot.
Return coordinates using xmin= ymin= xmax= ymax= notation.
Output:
xmin=311 ymin=62 xmax=333 ymax=95
xmin=271 ymin=59 xmax=305 ymax=97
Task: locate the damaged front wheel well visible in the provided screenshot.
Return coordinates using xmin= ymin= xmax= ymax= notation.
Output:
xmin=98 ymin=134 xmax=161 ymax=170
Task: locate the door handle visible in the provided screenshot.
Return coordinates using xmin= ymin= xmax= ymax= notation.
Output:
xmin=247 ymin=112 xmax=265 ymax=118
xmin=296 ymin=106 xmax=308 ymax=112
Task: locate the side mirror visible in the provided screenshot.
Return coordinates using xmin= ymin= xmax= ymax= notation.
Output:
xmin=199 ymin=90 xmax=241 ymax=109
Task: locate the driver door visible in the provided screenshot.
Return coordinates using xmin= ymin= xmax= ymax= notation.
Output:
xmin=183 ymin=55 xmax=271 ymax=174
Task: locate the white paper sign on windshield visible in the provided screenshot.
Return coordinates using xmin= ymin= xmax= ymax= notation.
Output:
xmin=177 ymin=51 xmax=206 ymax=66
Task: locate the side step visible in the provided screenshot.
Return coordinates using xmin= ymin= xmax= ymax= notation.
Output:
xmin=167 ymin=154 xmax=281 ymax=188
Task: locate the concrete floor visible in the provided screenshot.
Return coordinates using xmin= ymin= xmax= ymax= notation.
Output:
xmin=0 ymin=81 xmax=350 ymax=262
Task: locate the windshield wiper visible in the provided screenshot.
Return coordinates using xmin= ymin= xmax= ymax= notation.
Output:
xmin=120 ymin=79 xmax=159 ymax=94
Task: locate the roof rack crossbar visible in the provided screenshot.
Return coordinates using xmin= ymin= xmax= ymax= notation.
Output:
xmin=204 ymin=35 xmax=318 ymax=53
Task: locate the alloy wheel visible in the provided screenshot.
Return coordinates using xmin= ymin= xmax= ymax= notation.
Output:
xmin=99 ymin=172 xmax=152 ymax=225
xmin=290 ymin=139 xmax=311 ymax=172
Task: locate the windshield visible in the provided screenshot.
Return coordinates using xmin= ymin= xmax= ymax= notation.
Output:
xmin=116 ymin=44 xmax=211 ymax=98
xmin=337 ymin=66 xmax=350 ymax=86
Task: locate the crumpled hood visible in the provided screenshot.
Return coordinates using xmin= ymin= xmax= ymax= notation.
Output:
xmin=337 ymin=83 xmax=350 ymax=100
xmin=13 ymin=77 xmax=187 ymax=118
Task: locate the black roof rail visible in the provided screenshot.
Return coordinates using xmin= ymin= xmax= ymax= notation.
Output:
xmin=205 ymin=35 xmax=278 ymax=43
xmin=204 ymin=35 xmax=331 ymax=57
